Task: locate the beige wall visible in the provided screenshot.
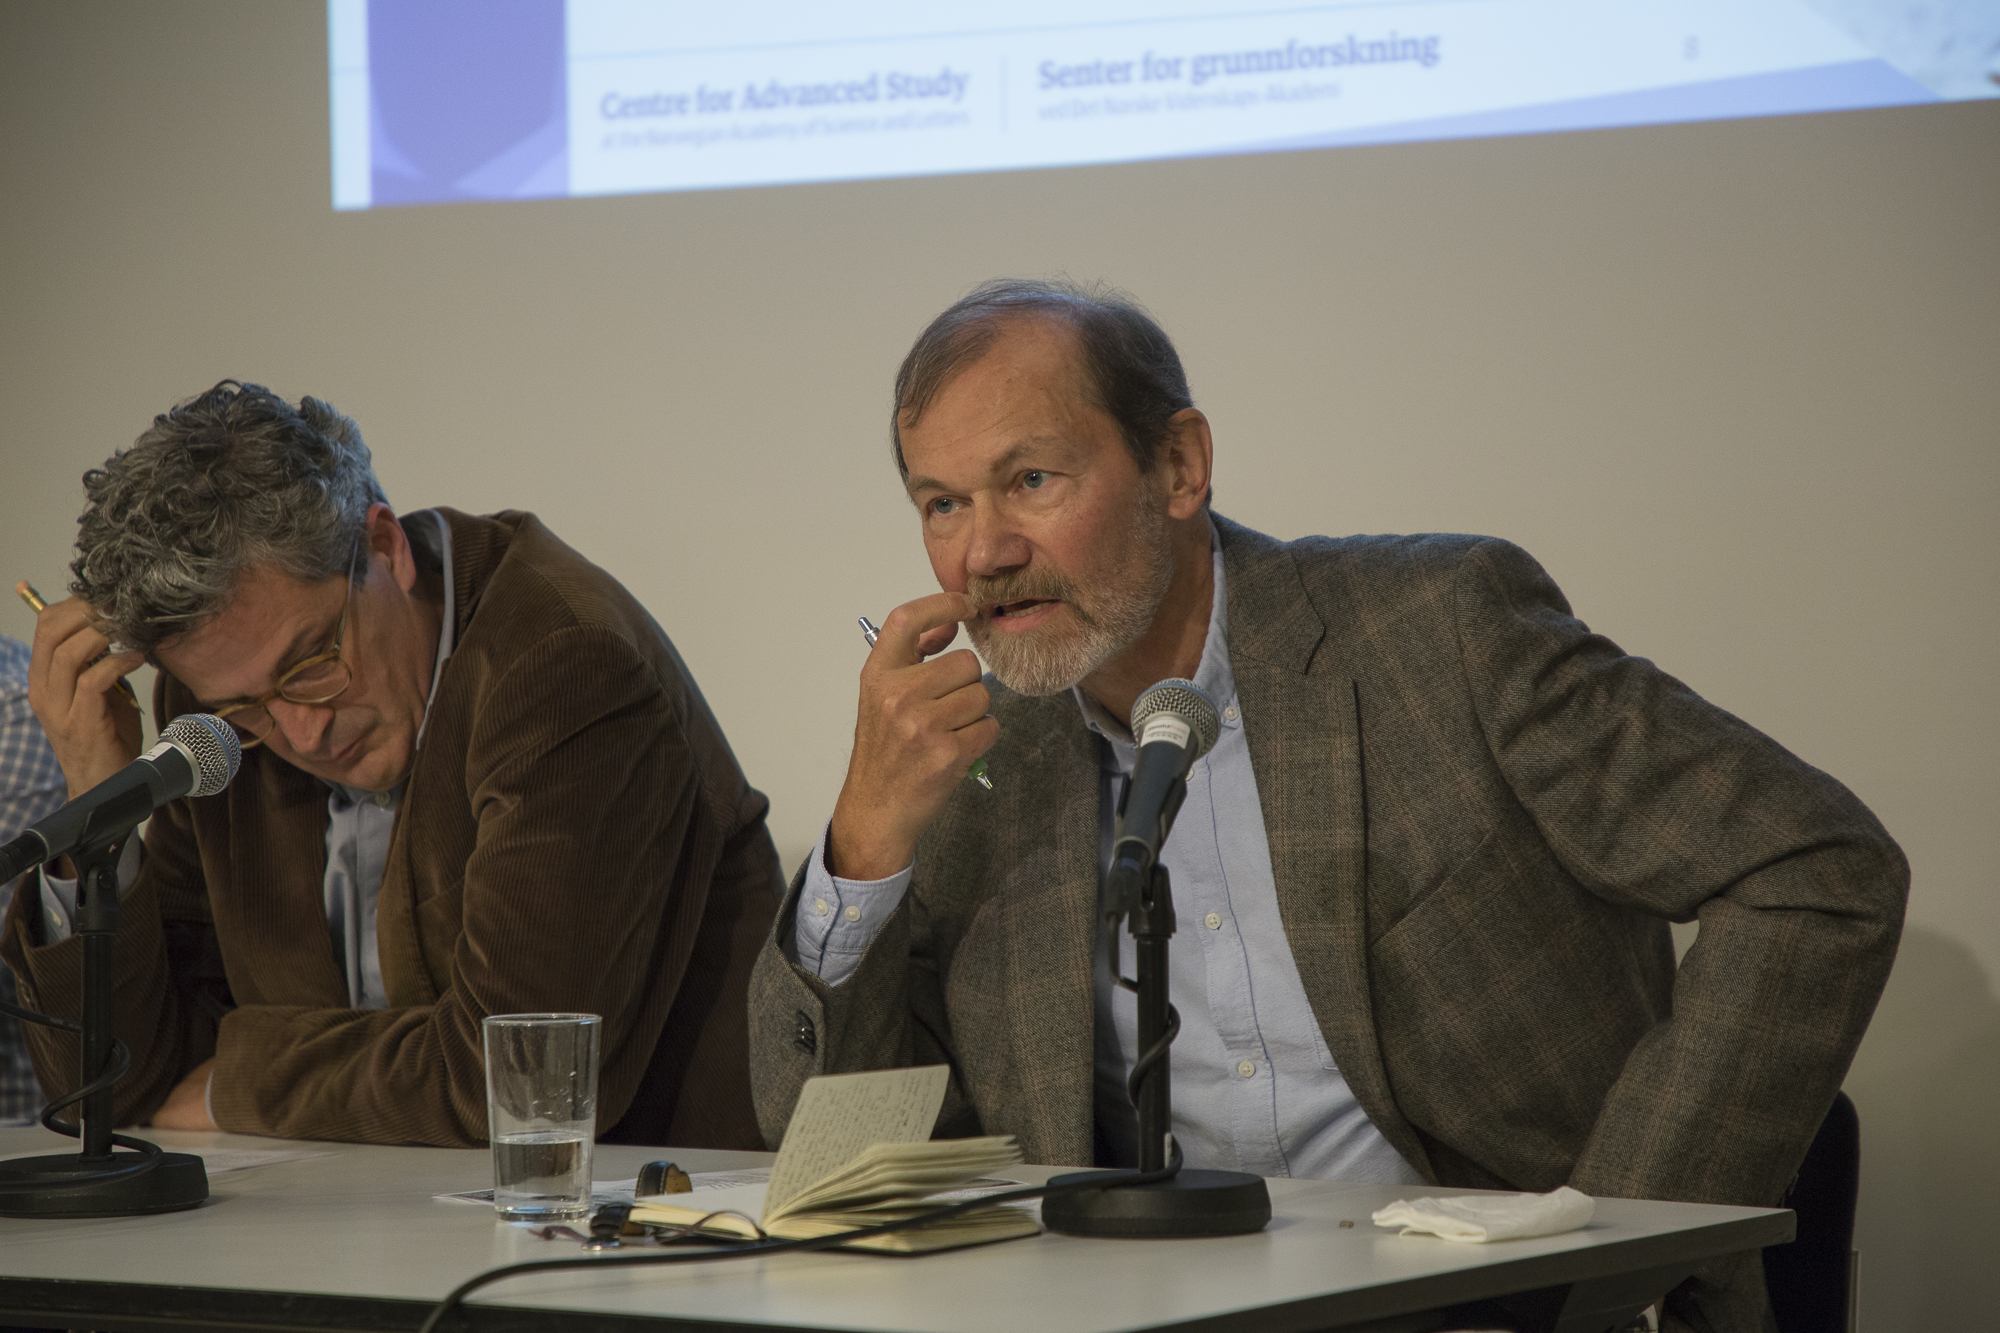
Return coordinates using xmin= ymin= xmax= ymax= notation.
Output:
xmin=2 ymin=4 xmax=1993 ymax=1324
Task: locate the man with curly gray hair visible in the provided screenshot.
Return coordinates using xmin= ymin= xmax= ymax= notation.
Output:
xmin=5 ymin=381 xmax=779 ymax=1148
xmin=68 ymin=387 xmax=387 ymax=657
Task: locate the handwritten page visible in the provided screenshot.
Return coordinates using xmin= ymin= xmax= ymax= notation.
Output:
xmin=762 ymin=1066 xmax=949 ymax=1220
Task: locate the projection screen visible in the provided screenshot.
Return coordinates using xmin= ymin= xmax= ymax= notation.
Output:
xmin=329 ymin=0 xmax=1996 ymax=210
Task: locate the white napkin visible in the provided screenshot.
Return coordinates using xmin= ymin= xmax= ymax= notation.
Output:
xmin=1371 ymin=1186 xmax=1595 ymax=1242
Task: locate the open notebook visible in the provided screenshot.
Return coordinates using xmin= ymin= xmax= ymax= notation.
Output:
xmin=628 ymin=1066 xmax=1039 ymax=1253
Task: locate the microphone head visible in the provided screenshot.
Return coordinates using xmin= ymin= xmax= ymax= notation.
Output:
xmin=1130 ymin=678 xmax=1222 ymax=763
xmin=162 ymin=714 xmax=242 ymax=797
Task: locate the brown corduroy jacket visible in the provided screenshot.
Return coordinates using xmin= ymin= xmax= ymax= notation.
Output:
xmin=4 ymin=509 xmax=780 ymax=1148
xmin=750 ymin=515 xmax=1907 ymax=1331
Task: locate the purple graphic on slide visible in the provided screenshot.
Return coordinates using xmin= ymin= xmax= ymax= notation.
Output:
xmin=368 ymin=0 xmax=568 ymax=207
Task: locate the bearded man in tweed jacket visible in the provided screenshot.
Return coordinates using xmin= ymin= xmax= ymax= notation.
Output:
xmin=748 ymin=281 xmax=1907 ymax=1331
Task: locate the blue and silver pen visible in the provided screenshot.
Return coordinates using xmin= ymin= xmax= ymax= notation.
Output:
xmin=859 ymin=615 xmax=993 ymax=792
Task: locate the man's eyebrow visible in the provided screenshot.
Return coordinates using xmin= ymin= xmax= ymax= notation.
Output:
xmin=904 ymin=437 xmax=1074 ymax=499
xmin=197 ymin=620 xmax=331 ymax=708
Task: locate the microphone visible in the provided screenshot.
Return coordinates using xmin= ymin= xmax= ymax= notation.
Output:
xmin=1106 ymin=679 xmax=1221 ymax=911
xmin=0 ymin=714 xmax=241 ymax=881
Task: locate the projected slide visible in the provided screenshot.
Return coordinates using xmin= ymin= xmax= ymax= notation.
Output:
xmin=329 ymin=1 xmax=1995 ymax=210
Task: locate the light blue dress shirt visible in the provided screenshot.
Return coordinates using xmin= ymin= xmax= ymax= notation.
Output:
xmin=41 ymin=511 xmax=458 ymax=1023
xmin=799 ymin=530 xmax=1425 ymax=1185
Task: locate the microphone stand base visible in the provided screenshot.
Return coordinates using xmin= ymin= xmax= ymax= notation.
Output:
xmin=1041 ymin=1168 xmax=1271 ymax=1238
xmin=0 ymin=1150 xmax=208 ymax=1218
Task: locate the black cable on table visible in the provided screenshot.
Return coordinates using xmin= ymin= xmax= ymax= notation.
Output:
xmin=415 ymin=1146 xmax=1185 ymax=1333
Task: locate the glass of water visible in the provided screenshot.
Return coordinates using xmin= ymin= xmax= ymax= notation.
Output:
xmin=482 ymin=1013 xmax=601 ymax=1221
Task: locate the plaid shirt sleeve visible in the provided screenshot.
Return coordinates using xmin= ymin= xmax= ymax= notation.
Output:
xmin=1 ymin=636 xmax=70 ymax=1125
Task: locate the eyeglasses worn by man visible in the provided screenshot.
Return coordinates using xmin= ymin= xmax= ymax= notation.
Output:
xmin=3 ymin=381 xmax=781 ymax=1149
xmin=746 ymin=279 xmax=1908 ymax=1333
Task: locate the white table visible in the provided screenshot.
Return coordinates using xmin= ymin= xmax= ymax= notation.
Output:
xmin=0 ymin=1126 xmax=1790 ymax=1333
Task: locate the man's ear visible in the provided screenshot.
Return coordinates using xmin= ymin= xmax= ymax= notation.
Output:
xmin=1159 ymin=408 xmax=1214 ymax=520
xmin=366 ymin=503 xmax=418 ymax=594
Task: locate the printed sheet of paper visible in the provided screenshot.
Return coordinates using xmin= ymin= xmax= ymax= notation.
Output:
xmin=433 ymin=1182 xmax=641 ymax=1208
xmin=1 ymin=1148 xmax=331 ymax=1176
xmin=433 ymin=1166 xmax=772 ymax=1207
xmin=668 ymin=1180 xmax=770 ymax=1221
xmin=192 ymin=1148 xmax=335 ymax=1174
xmin=763 ymin=1065 xmax=949 ymax=1219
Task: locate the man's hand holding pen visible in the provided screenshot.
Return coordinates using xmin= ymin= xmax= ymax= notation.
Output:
xmin=828 ymin=593 xmax=997 ymax=883
xmin=19 ymin=588 xmax=146 ymax=801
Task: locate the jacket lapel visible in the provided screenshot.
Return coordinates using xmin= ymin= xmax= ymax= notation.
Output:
xmin=973 ymin=693 xmax=1102 ymax=1166
xmin=374 ymin=801 xmax=434 ymax=1005
xmin=373 ymin=507 xmax=511 ymax=1007
xmin=218 ymin=745 xmax=346 ymax=1006
xmin=155 ymin=671 xmax=345 ymax=1008
xmin=1218 ymin=516 xmax=1434 ymax=1181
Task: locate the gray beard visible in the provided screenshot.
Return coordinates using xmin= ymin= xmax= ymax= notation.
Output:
xmin=969 ymin=483 xmax=1173 ymax=697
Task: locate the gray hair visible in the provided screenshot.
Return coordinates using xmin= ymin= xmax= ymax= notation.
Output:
xmin=71 ymin=380 xmax=387 ymax=654
xmin=891 ymin=278 xmax=1196 ymax=483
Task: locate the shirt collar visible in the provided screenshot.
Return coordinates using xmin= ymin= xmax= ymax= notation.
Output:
xmin=414 ymin=508 xmax=457 ymax=748
xmin=1072 ymin=517 xmax=1234 ymax=775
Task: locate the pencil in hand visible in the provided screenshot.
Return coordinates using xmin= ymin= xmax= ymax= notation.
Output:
xmin=15 ymin=580 xmax=144 ymax=713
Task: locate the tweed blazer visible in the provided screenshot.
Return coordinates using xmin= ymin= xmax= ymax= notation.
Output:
xmin=4 ymin=509 xmax=780 ymax=1148
xmin=749 ymin=516 xmax=1905 ymax=1321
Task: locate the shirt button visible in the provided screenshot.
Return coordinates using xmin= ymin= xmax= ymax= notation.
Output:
xmin=1223 ymin=705 xmax=1240 ymax=723
xmin=1204 ymin=912 xmax=1222 ymax=930
xmin=1237 ymin=1060 xmax=1256 ymax=1078
xmin=844 ymin=905 xmax=862 ymax=922
xmin=812 ymin=898 xmax=829 ymax=916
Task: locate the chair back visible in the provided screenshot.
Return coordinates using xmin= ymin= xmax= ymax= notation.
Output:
xmin=1762 ymin=1090 xmax=1860 ymax=1333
